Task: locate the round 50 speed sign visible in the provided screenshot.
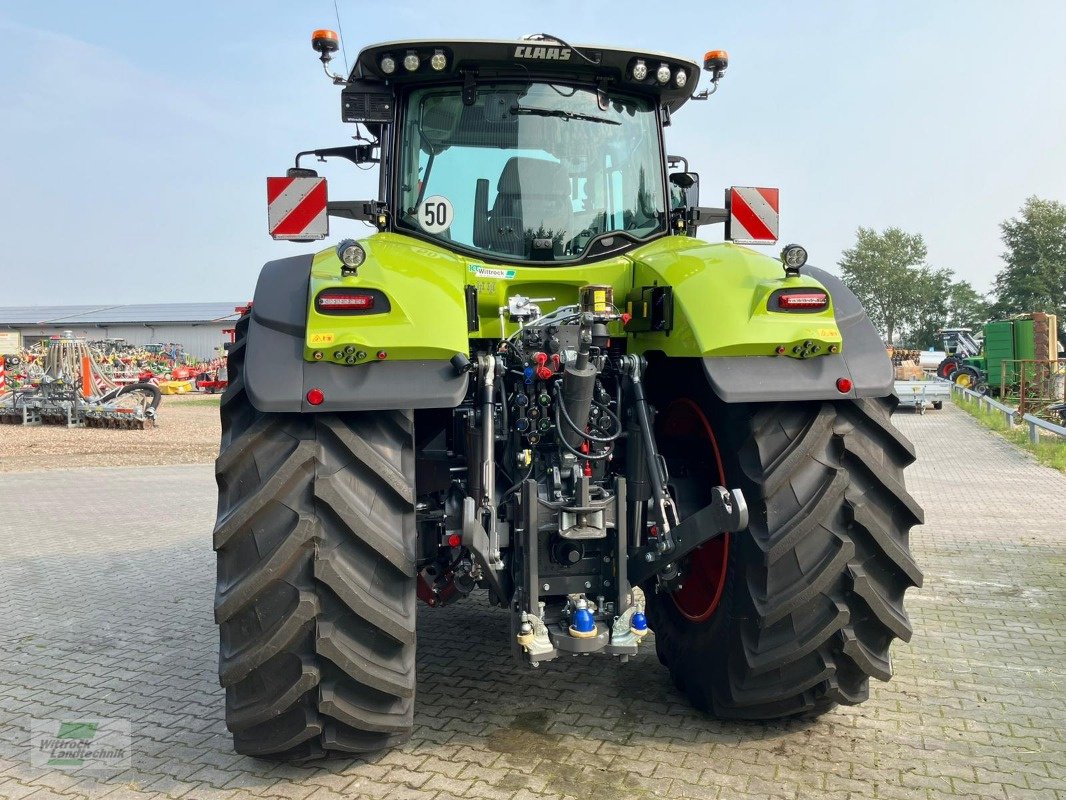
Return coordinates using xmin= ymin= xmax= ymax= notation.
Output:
xmin=418 ymin=195 xmax=453 ymax=234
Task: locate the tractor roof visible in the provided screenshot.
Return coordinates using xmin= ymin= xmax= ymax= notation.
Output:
xmin=348 ymin=38 xmax=702 ymax=112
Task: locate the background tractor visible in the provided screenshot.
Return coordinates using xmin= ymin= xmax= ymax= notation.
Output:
xmin=936 ymin=313 xmax=1061 ymax=394
xmin=213 ymin=32 xmax=924 ymax=759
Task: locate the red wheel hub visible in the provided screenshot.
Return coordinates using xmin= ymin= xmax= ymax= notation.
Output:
xmin=659 ymin=398 xmax=731 ymax=623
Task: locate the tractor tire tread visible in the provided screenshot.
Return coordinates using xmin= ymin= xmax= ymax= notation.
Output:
xmin=214 ymin=313 xmax=416 ymax=759
xmin=648 ymin=396 xmax=922 ymax=721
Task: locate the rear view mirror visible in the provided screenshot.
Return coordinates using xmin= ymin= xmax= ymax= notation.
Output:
xmin=669 ymin=172 xmax=699 ymax=209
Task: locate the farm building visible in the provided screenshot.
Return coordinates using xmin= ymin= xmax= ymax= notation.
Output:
xmin=0 ymin=303 xmax=243 ymax=360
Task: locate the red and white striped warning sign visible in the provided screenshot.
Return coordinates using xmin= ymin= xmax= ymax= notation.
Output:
xmin=727 ymin=186 xmax=779 ymax=245
xmin=267 ymin=176 xmax=329 ymax=240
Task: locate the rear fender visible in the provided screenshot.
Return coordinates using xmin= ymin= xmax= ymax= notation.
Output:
xmin=626 ymin=238 xmax=889 ymax=401
xmin=702 ymin=267 xmax=892 ymax=402
xmin=242 ymin=255 xmax=468 ymax=413
xmin=628 ymin=239 xmax=843 ymax=357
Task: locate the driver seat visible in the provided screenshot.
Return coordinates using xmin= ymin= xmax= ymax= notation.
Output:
xmin=485 ymin=157 xmax=573 ymax=256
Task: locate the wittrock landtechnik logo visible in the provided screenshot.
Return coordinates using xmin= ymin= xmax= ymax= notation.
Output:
xmin=30 ymin=719 xmax=131 ymax=771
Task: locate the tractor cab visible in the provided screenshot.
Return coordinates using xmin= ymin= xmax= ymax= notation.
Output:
xmin=938 ymin=327 xmax=982 ymax=358
xmin=392 ymin=78 xmax=666 ymax=263
xmin=270 ymin=36 xmax=780 ymax=258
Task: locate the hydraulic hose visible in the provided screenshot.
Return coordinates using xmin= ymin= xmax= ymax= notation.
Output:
xmin=554 ymin=385 xmax=621 ymax=444
xmin=552 ymin=404 xmax=615 ymax=461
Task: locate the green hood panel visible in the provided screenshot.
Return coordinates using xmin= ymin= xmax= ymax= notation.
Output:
xmin=305 ymin=233 xmax=632 ymax=359
xmin=466 ymin=257 xmax=631 ymax=339
xmin=304 ymin=232 xmax=841 ymax=362
xmin=306 ymin=234 xmax=471 ymax=361
xmin=627 ymin=237 xmax=841 ymax=358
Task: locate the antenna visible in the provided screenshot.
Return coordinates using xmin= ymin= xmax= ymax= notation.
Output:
xmin=332 ymin=0 xmax=350 ymax=73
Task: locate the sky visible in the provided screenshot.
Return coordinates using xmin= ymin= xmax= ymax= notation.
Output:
xmin=1 ymin=1 xmax=1064 ymax=305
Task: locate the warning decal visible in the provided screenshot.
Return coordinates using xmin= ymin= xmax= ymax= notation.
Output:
xmin=728 ymin=186 xmax=779 ymax=245
xmin=267 ymin=177 xmax=329 ymax=241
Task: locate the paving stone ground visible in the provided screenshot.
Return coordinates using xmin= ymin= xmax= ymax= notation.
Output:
xmin=0 ymin=401 xmax=1063 ymax=800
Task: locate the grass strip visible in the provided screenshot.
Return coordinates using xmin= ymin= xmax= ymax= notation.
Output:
xmin=953 ymin=393 xmax=1066 ymax=473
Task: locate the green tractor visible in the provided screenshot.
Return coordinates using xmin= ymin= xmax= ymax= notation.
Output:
xmin=937 ymin=315 xmax=1060 ymax=394
xmin=214 ymin=31 xmax=924 ymax=759
xmin=935 ymin=327 xmax=985 ymax=389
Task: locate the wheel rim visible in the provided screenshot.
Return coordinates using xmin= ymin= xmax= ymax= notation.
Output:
xmin=955 ymin=372 xmax=973 ymax=388
xmin=939 ymin=360 xmax=958 ymax=379
xmin=659 ymin=398 xmax=731 ymax=623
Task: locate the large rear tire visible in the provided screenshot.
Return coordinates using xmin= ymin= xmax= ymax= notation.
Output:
xmin=213 ymin=316 xmax=417 ymax=759
xmin=647 ymin=393 xmax=923 ymax=719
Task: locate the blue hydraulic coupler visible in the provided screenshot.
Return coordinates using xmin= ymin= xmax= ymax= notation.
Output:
xmin=631 ymin=609 xmax=648 ymax=635
xmin=569 ymin=598 xmax=597 ymax=638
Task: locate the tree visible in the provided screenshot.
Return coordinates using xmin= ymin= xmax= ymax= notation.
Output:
xmin=902 ymin=273 xmax=990 ymax=350
xmin=838 ymin=227 xmax=929 ymax=344
xmin=945 ymin=280 xmax=991 ymax=331
xmin=903 ymin=268 xmax=950 ymax=350
xmin=992 ymin=197 xmax=1066 ymax=327
xmin=839 ymin=227 xmax=991 ymax=348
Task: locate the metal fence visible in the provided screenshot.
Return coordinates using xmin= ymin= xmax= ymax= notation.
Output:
xmin=998 ymin=358 xmax=1066 ymax=419
xmin=949 ymin=381 xmax=1066 ymax=443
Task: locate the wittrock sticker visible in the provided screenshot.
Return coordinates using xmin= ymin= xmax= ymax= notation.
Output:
xmin=418 ymin=195 xmax=453 ymax=234
xmin=469 ymin=265 xmax=517 ymax=280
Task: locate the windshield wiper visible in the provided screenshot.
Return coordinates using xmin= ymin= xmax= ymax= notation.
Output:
xmin=509 ymin=105 xmax=620 ymax=125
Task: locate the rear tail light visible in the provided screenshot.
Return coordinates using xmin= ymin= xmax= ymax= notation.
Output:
xmin=774 ymin=291 xmax=828 ymax=311
xmin=316 ymin=293 xmax=375 ymax=311
xmin=314 ymin=288 xmax=389 ymax=315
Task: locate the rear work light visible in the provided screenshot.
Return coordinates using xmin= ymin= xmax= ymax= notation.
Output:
xmin=773 ymin=291 xmax=829 ymax=312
